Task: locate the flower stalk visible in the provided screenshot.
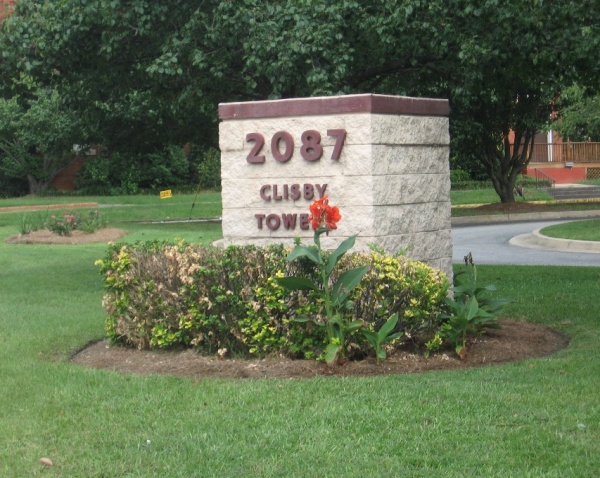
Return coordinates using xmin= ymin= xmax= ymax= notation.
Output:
xmin=276 ymin=196 xmax=368 ymax=364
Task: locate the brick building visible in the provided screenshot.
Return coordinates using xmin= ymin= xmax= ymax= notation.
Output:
xmin=0 ymin=0 xmax=16 ymax=23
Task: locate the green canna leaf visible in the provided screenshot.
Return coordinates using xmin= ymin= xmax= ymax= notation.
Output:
xmin=275 ymin=276 xmax=319 ymax=292
xmin=325 ymin=234 xmax=357 ymax=275
xmin=286 ymin=245 xmax=322 ymax=264
xmin=331 ymin=265 xmax=369 ymax=307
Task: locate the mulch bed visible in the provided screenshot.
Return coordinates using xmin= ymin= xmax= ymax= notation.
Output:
xmin=5 ymin=228 xmax=127 ymax=245
xmin=71 ymin=320 xmax=569 ymax=379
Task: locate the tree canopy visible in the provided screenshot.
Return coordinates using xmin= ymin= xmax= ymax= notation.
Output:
xmin=554 ymin=85 xmax=600 ymax=142
xmin=1 ymin=0 xmax=599 ymax=200
xmin=0 ymin=74 xmax=83 ymax=194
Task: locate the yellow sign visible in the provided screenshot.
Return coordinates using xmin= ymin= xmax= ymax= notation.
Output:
xmin=160 ymin=190 xmax=172 ymax=199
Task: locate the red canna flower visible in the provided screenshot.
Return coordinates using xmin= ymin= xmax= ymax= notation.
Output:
xmin=324 ymin=205 xmax=341 ymax=230
xmin=308 ymin=196 xmax=341 ymax=231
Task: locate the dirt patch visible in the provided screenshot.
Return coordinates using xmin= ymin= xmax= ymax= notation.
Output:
xmin=4 ymin=228 xmax=127 ymax=245
xmin=72 ymin=320 xmax=569 ymax=379
xmin=0 ymin=202 xmax=99 ymax=214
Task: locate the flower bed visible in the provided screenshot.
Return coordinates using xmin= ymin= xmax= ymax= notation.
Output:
xmin=97 ymin=241 xmax=449 ymax=360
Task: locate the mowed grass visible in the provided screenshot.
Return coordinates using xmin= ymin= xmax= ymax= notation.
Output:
xmin=0 ymin=194 xmax=599 ymax=476
xmin=0 ymin=192 xmax=223 ymax=244
xmin=451 ymin=188 xmax=600 ymax=218
xmin=0 ymin=192 xmax=222 ymax=224
xmin=541 ymin=219 xmax=600 ymax=242
xmin=451 ymin=187 xmax=553 ymax=206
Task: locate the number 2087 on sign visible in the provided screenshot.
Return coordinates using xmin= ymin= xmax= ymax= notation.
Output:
xmin=245 ymin=129 xmax=346 ymax=164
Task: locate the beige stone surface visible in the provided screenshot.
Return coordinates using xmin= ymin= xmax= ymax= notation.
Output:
xmin=370 ymin=115 xmax=449 ymax=145
xmin=371 ymin=174 xmax=450 ymax=205
xmin=372 ymin=203 xmax=451 ymax=236
xmin=372 ymin=145 xmax=449 ymax=175
xmin=221 ymin=206 xmax=375 ymax=239
xmin=219 ymin=96 xmax=452 ymax=278
xmin=221 ymin=145 xmax=375 ymax=180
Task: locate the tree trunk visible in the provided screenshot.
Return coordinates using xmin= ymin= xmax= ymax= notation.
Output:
xmin=494 ymin=179 xmax=516 ymax=203
xmin=481 ymin=129 xmax=535 ymax=204
xmin=26 ymin=154 xmax=77 ymax=195
xmin=27 ymin=174 xmax=51 ymax=195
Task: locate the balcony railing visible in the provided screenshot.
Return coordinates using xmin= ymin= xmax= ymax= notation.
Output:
xmin=527 ymin=142 xmax=600 ymax=163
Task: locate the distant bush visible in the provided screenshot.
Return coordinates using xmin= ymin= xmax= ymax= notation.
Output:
xmin=187 ymin=145 xmax=221 ymax=190
xmin=97 ymin=242 xmax=449 ymax=359
xmin=451 ymin=174 xmax=544 ymax=191
xmin=0 ymin=171 xmax=28 ymax=198
xmin=451 ymin=180 xmax=493 ymax=191
xmin=450 ymin=168 xmax=471 ymax=183
xmin=515 ymin=175 xmax=551 ymax=188
xmin=75 ymin=154 xmax=138 ymax=195
xmin=76 ymin=144 xmax=220 ymax=195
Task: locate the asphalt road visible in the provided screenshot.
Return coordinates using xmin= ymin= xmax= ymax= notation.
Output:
xmin=452 ymin=220 xmax=600 ymax=266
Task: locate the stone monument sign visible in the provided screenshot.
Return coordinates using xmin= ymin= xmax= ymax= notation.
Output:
xmin=218 ymin=93 xmax=452 ymax=278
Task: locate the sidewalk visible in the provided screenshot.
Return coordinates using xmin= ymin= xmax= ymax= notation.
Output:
xmin=510 ymin=227 xmax=600 ymax=254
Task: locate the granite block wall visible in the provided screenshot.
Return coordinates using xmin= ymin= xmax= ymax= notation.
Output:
xmin=218 ymin=94 xmax=452 ymax=278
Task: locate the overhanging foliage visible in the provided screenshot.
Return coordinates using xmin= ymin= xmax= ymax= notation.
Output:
xmin=1 ymin=0 xmax=599 ymax=200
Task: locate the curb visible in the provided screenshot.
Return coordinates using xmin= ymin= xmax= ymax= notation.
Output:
xmin=451 ymin=209 xmax=600 ymax=254
xmin=451 ymin=209 xmax=600 ymax=227
xmin=510 ymin=228 xmax=600 ymax=254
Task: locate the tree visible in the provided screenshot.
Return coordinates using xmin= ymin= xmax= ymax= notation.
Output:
xmin=0 ymin=0 xmax=218 ymax=155
xmin=2 ymin=0 xmax=599 ymax=201
xmin=0 ymin=76 xmax=83 ymax=194
xmin=440 ymin=1 xmax=600 ymax=202
xmin=554 ymin=85 xmax=600 ymax=142
xmin=343 ymin=0 xmax=600 ymax=202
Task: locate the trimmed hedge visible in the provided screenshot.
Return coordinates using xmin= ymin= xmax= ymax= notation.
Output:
xmin=97 ymin=242 xmax=449 ymax=359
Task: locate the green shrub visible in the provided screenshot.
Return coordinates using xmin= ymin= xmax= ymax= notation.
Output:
xmin=14 ymin=209 xmax=105 ymax=237
xmin=0 ymin=171 xmax=28 ymax=198
xmin=188 ymin=145 xmax=221 ymax=190
xmin=97 ymin=242 xmax=450 ymax=359
xmin=450 ymin=179 xmax=493 ymax=191
xmin=143 ymin=145 xmax=189 ymax=189
xmin=450 ymin=168 xmax=471 ymax=183
xmin=16 ymin=210 xmax=48 ymax=234
xmin=47 ymin=211 xmax=79 ymax=236
xmin=515 ymin=174 xmax=552 ymax=188
xmin=75 ymin=155 xmax=134 ymax=195
xmin=42 ymin=209 xmax=108 ymax=236
xmin=441 ymin=253 xmax=511 ymax=359
xmin=76 ymin=145 xmax=195 ymax=195
xmin=197 ymin=147 xmax=221 ymax=190
xmin=451 ymin=174 xmax=545 ymax=192
xmin=77 ymin=209 xmax=108 ymax=234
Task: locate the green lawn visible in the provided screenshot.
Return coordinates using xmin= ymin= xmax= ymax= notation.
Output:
xmin=541 ymin=219 xmax=600 ymax=241
xmin=0 ymin=194 xmax=598 ymax=476
xmin=450 ymin=187 xmax=553 ymax=205
xmin=579 ymin=179 xmax=600 ymax=186
xmin=451 ymin=188 xmax=600 ymax=218
xmin=0 ymin=192 xmax=222 ymax=236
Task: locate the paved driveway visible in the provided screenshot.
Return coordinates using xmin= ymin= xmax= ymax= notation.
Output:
xmin=452 ymin=220 xmax=600 ymax=266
